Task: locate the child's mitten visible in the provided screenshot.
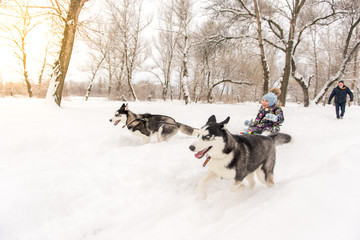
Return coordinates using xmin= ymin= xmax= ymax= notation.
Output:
xmin=244 ymin=119 xmax=253 ymax=126
xmin=265 ymin=113 xmax=278 ymax=122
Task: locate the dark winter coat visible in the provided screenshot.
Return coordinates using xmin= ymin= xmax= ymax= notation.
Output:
xmin=328 ymin=85 xmax=354 ymax=104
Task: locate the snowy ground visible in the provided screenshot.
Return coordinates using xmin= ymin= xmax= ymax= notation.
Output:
xmin=0 ymin=97 xmax=360 ymax=240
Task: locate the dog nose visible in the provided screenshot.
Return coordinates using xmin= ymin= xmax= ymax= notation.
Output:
xmin=189 ymin=145 xmax=195 ymax=151
xmin=109 ymin=119 xmax=112 ymax=122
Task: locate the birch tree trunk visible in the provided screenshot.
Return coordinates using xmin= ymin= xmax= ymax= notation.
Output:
xmin=351 ymin=48 xmax=358 ymax=105
xmin=38 ymin=44 xmax=49 ymax=85
xmin=351 ymin=27 xmax=358 ymax=105
xmin=181 ymin=35 xmax=191 ymax=105
xmin=174 ymin=0 xmax=193 ymax=105
xmin=85 ymin=56 xmax=105 ymax=101
xmin=310 ymin=28 xmax=320 ymax=98
xmin=46 ymin=0 xmax=89 ymax=106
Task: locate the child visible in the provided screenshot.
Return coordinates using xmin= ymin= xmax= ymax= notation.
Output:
xmin=244 ymin=88 xmax=284 ymax=135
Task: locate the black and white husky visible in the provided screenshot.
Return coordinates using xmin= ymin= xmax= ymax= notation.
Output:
xmin=109 ymin=103 xmax=199 ymax=143
xmin=189 ymin=115 xmax=291 ymax=200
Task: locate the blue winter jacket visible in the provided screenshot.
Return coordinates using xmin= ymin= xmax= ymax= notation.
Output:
xmin=328 ymin=85 xmax=354 ymax=104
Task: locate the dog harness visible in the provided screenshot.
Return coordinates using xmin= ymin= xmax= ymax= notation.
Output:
xmin=122 ymin=118 xmax=147 ymax=128
xmin=122 ymin=117 xmax=179 ymax=128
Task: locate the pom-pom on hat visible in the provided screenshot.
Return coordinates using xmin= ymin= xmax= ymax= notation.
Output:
xmin=263 ymin=92 xmax=277 ymax=107
xmin=269 ymin=87 xmax=281 ymax=97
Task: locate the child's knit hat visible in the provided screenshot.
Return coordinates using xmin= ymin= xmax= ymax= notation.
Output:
xmin=263 ymin=92 xmax=277 ymax=107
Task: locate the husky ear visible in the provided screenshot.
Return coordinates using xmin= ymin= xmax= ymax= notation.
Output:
xmin=120 ymin=103 xmax=129 ymax=111
xmin=219 ymin=116 xmax=230 ymax=129
xmin=206 ymin=115 xmax=217 ymax=125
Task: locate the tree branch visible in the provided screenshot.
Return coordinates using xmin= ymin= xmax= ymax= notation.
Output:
xmin=293 ymin=7 xmax=339 ymax=55
xmin=212 ymin=79 xmax=253 ymax=89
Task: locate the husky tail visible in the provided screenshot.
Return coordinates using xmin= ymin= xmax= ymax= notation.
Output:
xmin=269 ymin=133 xmax=291 ymax=146
xmin=177 ymin=122 xmax=199 ymax=136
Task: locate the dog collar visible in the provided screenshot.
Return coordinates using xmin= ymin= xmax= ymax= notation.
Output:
xmin=203 ymin=156 xmax=211 ymax=167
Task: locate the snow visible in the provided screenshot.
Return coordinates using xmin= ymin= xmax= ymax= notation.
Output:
xmin=1 ymin=97 xmax=360 ymax=240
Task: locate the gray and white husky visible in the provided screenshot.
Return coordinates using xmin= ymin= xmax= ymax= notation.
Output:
xmin=109 ymin=103 xmax=199 ymax=143
xmin=189 ymin=115 xmax=291 ymax=200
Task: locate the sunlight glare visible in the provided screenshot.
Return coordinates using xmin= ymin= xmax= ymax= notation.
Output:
xmin=0 ymin=0 xmax=57 ymax=83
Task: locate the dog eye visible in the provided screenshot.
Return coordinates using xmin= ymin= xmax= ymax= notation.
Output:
xmin=203 ymin=134 xmax=212 ymax=140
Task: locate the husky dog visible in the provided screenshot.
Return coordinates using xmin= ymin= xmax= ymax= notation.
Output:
xmin=109 ymin=103 xmax=199 ymax=143
xmin=189 ymin=115 xmax=291 ymax=200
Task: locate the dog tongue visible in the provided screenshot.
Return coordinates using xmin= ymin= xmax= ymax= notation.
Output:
xmin=114 ymin=120 xmax=121 ymax=126
xmin=195 ymin=148 xmax=208 ymax=159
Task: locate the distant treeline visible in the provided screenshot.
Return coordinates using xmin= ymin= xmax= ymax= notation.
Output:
xmin=0 ymin=79 xmax=267 ymax=103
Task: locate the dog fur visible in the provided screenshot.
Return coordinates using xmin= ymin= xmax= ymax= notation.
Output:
xmin=109 ymin=103 xmax=199 ymax=143
xmin=189 ymin=115 xmax=291 ymax=199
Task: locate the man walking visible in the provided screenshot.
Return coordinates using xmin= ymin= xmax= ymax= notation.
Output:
xmin=328 ymin=80 xmax=354 ymax=119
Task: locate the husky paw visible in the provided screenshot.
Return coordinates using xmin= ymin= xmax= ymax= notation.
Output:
xmin=266 ymin=175 xmax=275 ymax=187
xmin=230 ymin=183 xmax=245 ymax=192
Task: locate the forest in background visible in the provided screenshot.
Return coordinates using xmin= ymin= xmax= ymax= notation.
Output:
xmin=0 ymin=0 xmax=359 ymax=106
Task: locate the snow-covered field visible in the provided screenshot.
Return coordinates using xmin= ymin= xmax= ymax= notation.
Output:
xmin=1 ymin=97 xmax=360 ymax=240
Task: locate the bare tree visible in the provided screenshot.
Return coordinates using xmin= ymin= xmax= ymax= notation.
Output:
xmin=79 ymin=17 xmax=110 ymax=100
xmin=153 ymin=0 xmax=180 ymax=101
xmin=207 ymin=79 xmax=253 ymax=102
xmin=196 ymin=40 xmax=215 ymax=103
xmin=276 ymin=0 xmax=307 ymax=105
xmin=313 ymin=11 xmax=360 ymax=104
xmin=0 ymin=0 xmax=47 ymax=97
xmin=173 ymin=0 xmax=194 ymax=105
xmin=85 ymin=54 xmax=105 ymax=101
xmin=107 ymin=0 xmax=150 ymax=101
xmin=208 ymin=0 xmax=339 ymax=106
xmin=38 ymin=43 xmax=50 ymax=85
xmin=193 ymin=22 xmax=224 ymax=102
xmin=257 ymin=0 xmax=338 ymax=106
xmin=350 ymin=33 xmax=358 ymax=104
xmin=46 ymin=0 xmax=89 ymax=106
xmin=307 ymin=26 xmax=320 ymax=99
xmin=253 ymin=0 xmax=270 ymax=95
xmin=193 ymin=19 xmax=261 ymax=103
xmin=207 ymin=0 xmax=271 ymax=97
xmin=104 ymin=24 xmax=125 ymax=99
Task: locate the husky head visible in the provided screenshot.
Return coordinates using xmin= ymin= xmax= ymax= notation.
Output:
xmin=189 ymin=115 xmax=230 ymax=159
xmin=109 ymin=103 xmax=129 ymax=126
